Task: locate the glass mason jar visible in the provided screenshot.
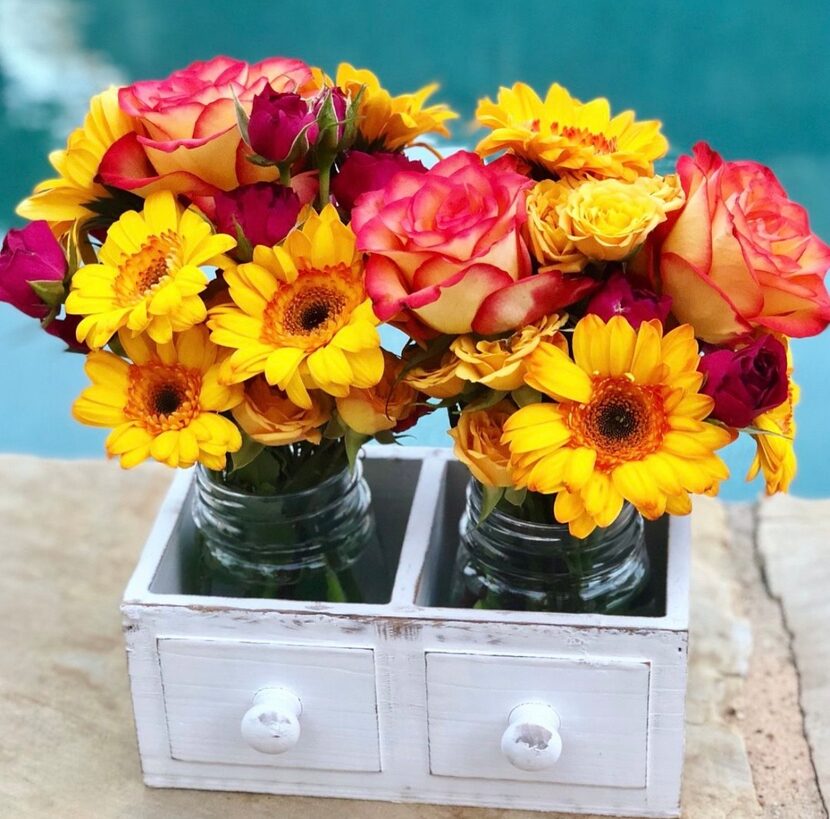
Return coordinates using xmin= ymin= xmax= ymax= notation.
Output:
xmin=191 ymin=460 xmax=388 ymax=602
xmin=449 ymin=480 xmax=651 ymax=614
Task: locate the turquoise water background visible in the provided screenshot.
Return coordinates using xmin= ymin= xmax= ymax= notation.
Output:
xmin=0 ymin=0 xmax=828 ymax=499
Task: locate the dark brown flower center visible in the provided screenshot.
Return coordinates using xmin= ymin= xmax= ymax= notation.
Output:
xmin=153 ymin=384 xmax=183 ymax=416
xmin=595 ymin=398 xmax=640 ymax=442
xmin=569 ymin=378 xmax=667 ymax=470
xmin=282 ymin=286 xmax=347 ymax=336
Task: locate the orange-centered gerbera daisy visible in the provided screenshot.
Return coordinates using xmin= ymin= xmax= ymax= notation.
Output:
xmin=503 ymin=315 xmax=733 ymax=537
xmin=476 ymin=82 xmax=668 ymax=182
xmin=335 ymin=63 xmax=458 ymax=151
xmin=72 ymin=326 xmax=243 ymax=469
xmin=16 ymin=86 xmax=135 ymax=236
xmin=209 ymin=205 xmax=383 ymax=409
xmin=65 ymin=191 xmax=236 ymax=349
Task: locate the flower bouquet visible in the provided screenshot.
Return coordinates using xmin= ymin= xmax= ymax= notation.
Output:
xmin=4 ymin=57 xmax=455 ymax=602
xmin=351 ymin=83 xmax=829 ymax=612
xmin=4 ymin=58 xmax=828 ymax=614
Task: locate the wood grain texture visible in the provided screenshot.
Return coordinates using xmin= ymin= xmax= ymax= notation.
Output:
xmin=158 ymin=639 xmax=380 ymax=771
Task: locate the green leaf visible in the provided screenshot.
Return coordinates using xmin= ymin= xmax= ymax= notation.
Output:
xmin=478 ymin=484 xmax=505 ymax=525
xmin=503 ymin=487 xmax=527 ymax=507
xmin=230 ymin=85 xmax=250 ymax=144
xmin=742 ymin=425 xmax=792 ymax=441
xmin=511 ymin=385 xmax=543 ymax=408
xmin=464 ymin=389 xmax=507 ymax=414
xmin=373 ymin=430 xmax=397 ymax=445
xmin=344 ymin=428 xmax=370 ymax=471
xmin=246 ymin=153 xmax=278 ymax=167
xmin=323 ymin=412 xmax=348 ymax=440
xmin=229 ymin=431 xmax=265 ymax=473
xmin=28 ymin=279 xmax=65 ymax=308
xmin=107 ymin=336 xmax=126 ymax=357
xmin=232 ymin=217 xmax=253 ymax=263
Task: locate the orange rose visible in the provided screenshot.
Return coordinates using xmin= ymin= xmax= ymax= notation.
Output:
xmin=660 ymin=142 xmax=830 ymax=343
xmin=336 ymin=353 xmax=419 ymax=435
xmin=451 ymin=313 xmax=566 ymax=392
xmin=232 ymin=376 xmax=331 ymax=446
xmin=99 ymin=56 xmax=311 ymax=198
xmin=448 ymin=402 xmax=514 ymax=488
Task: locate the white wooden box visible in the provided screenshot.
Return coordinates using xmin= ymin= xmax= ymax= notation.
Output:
xmin=122 ymin=446 xmax=690 ymax=817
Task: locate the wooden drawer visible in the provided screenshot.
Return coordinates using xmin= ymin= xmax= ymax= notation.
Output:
xmin=158 ymin=638 xmax=381 ymax=772
xmin=425 ymin=651 xmax=650 ymax=789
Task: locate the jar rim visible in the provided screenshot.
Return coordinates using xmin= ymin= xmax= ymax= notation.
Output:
xmin=468 ymin=479 xmax=638 ymax=542
xmin=196 ymin=457 xmax=361 ymax=501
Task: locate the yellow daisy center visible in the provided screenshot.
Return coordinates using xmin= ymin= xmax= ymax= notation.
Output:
xmin=125 ymin=363 xmax=202 ymax=435
xmin=115 ymin=231 xmax=182 ymax=306
xmin=569 ymin=378 xmax=666 ymax=470
xmin=261 ymin=267 xmax=359 ymax=349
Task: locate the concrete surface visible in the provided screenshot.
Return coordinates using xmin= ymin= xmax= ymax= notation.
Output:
xmin=0 ymin=454 xmax=826 ymax=819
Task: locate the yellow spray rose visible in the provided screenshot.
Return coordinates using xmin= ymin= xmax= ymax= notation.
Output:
xmin=448 ymin=402 xmax=515 ymax=488
xmin=526 ymin=174 xmax=684 ymax=267
xmin=562 ymin=174 xmax=684 ymax=261
xmin=232 ymin=377 xmax=332 ymax=446
xmin=402 ymin=350 xmax=465 ymax=399
xmin=525 ymin=179 xmax=586 ymax=272
xmin=451 ymin=314 xmax=567 ymax=392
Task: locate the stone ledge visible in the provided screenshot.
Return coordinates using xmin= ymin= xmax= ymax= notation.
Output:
xmin=0 ymin=455 xmax=824 ymax=818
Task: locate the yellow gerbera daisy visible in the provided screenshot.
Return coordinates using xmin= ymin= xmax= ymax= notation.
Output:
xmin=503 ymin=315 xmax=733 ymax=537
xmin=65 ymin=191 xmax=236 ymax=349
xmin=476 ymin=82 xmax=668 ymax=182
xmin=72 ymin=326 xmax=243 ymax=469
xmin=17 ymin=87 xmax=135 ymax=236
xmin=208 ymin=205 xmax=383 ymax=409
xmin=747 ymin=376 xmax=798 ymax=495
xmin=335 ymin=63 xmax=458 ymax=151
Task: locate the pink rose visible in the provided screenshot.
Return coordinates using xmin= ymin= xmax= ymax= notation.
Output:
xmin=352 ymin=151 xmax=536 ymax=338
xmin=586 ymin=271 xmax=671 ymax=329
xmin=660 ymin=142 xmax=830 ymax=343
xmin=99 ymin=56 xmax=311 ymax=198
xmin=699 ymin=334 xmax=789 ymax=428
xmin=248 ymin=89 xmax=318 ymax=164
xmin=214 ymin=182 xmax=301 ymax=249
xmin=332 ymin=151 xmax=426 ymax=212
xmin=0 ymin=221 xmax=66 ymax=318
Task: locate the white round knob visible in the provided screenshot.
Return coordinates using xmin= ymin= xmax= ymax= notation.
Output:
xmin=240 ymin=688 xmax=302 ymax=754
xmin=500 ymin=703 xmax=562 ymax=771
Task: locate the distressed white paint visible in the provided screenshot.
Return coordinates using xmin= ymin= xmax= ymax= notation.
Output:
xmin=240 ymin=688 xmax=302 ymax=755
xmin=158 ymin=638 xmax=381 ymax=772
xmin=426 ymin=651 xmax=649 ymax=788
xmin=501 ymin=703 xmax=563 ymax=772
xmin=122 ymin=447 xmax=690 ymax=817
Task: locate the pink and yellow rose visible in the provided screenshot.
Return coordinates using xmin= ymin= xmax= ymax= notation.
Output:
xmin=659 ymin=142 xmax=830 ymax=343
xmin=99 ymin=56 xmax=312 ymax=198
xmin=352 ymin=151 xmax=535 ymax=339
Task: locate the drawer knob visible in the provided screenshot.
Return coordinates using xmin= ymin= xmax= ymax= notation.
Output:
xmin=500 ymin=702 xmax=562 ymax=771
xmin=240 ymin=688 xmax=302 ymax=754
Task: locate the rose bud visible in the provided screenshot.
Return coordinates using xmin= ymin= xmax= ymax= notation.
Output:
xmin=699 ymin=334 xmax=789 ymax=428
xmin=0 ymin=221 xmax=67 ymax=318
xmin=313 ymin=86 xmax=349 ymax=152
xmin=248 ymin=86 xmax=318 ymax=164
xmin=586 ymin=271 xmax=671 ymax=329
xmin=214 ymin=182 xmax=302 ymax=249
xmin=332 ymin=150 xmax=426 ymax=211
